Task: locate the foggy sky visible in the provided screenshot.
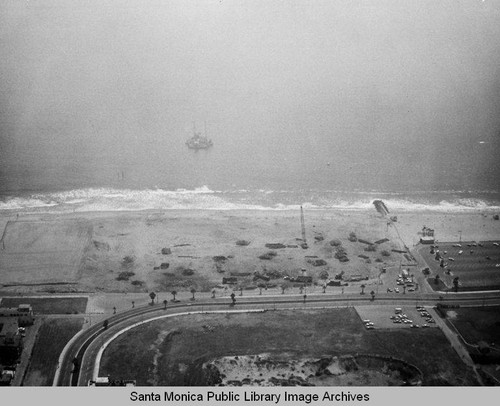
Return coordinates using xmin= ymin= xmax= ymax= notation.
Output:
xmin=1 ymin=0 xmax=500 ymax=192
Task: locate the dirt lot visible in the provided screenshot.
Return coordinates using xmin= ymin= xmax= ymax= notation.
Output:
xmin=0 ymin=219 xmax=91 ymax=286
xmin=99 ymin=308 xmax=477 ymax=386
xmin=419 ymin=241 xmax=500 ymax=290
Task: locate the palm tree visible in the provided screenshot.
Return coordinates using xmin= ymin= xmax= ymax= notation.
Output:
xmin=303 ymin=294 xmax=307 ymax=303
xmin=257 ymin=283 xmax=266 ymax=295
xmin=370 ymin=290 xmax=375 ymax=301
xmin=322 ymin=283 xmax=327 ymax=294
xmin=163 ymin=299 xmax=168 ymax=310
xmin=113 ymin=306 xmax=116 ymax=314
xmin=280 ymin=282 xmax=289 ymax=294
xmin=453 ymin=277 xmax=460 ymax=292
xmin=230 ymin=292 xmax=236 ymax=305
xmin=149 ymin=291 xmax=156 ymax=305
xmin=131 ymin=301 xmax=135 ymax=308
xmin=190 ymin=288 xmax=196 ymax=301
xmin=171 ymin=290 xmax=177 ymax=302
xmin=403 ymin=285 xmax=406 ymax=294
xmin=360 ymin=284 xmax=366 ymax=295
xmin=211 ymin=288 xmax=216 ymax=299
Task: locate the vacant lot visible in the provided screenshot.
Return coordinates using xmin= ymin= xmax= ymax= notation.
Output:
xmin=0 ymin=219 xmax=91 ymax=285
xmin=449 ymin=306 xmax=500 ymax=348
xmin=447 ymin=306 xmax=500 ymax=384
xmin=99 ymin=308 xmax=477 ymax=386
xmin=23 ymin=317 xmax=84 ymax=386
xmin=419 ymin=241 xmax=500 ymax=290
xmin=0 ymin=297 xmax=88 ymax=314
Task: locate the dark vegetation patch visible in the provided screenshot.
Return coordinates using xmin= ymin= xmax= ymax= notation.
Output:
xmin=0 ymin=297 xmax=88 ymax=315
xmin=23 ymin=318 xmax=83 ymax=386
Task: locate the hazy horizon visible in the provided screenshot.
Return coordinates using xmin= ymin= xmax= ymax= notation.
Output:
xmin=1 ymin=0 xmax=500 ymax=196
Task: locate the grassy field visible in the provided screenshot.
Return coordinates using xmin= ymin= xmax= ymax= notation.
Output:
xmin=419 ymin=241 xmax=500 ymax=290
xmin=0 ymin=297 xmax=88 ymax=314
xmin=449 ymin=306 xmax=500 ymax=348
xmin=23 ymin=317 xmax=84 ymax=386
xmin=99 ymin=308 xmax=478 ymax=386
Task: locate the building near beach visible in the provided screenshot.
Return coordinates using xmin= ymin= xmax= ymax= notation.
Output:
xmin=420 ymin=226 xmax=435 ymax=244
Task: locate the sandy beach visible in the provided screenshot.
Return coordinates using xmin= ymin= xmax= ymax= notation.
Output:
xmin=0 ymin=208 xmax=499 ymax=296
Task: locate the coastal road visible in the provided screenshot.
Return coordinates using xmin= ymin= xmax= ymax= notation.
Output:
xmin=54 ymin=291 xmax=500 ymax=386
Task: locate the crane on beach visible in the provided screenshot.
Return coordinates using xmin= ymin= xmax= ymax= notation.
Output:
xmin=300 ymin=205 xmax=308 ymax=249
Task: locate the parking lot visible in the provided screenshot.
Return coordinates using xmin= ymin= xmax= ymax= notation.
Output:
xmin=355 ymin=305 xmax=439 ymax=330
xmin=419 ymin=241 xmax=500 ymax=289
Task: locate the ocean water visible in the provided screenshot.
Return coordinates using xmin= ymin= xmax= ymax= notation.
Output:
xmin=1 ymin=1 xmax=500 ymax=214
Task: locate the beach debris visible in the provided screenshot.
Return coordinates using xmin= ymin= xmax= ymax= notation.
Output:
xmin=319 ymin=270 xmax=329 ymax=280
xmin=364 ymin=245 xmax=376 ymax=252
xmin=181 ymin=268 xmax=195 ymax=276
xmin=259 ymin=251 xmax=278 ymax=260
xmin=307 ymin=258 xmax=327 ymax=267
xmin=347 ymin=274 xmax=368 ymax=282
xmin=329 ymin=239 xmax=342 ymax=247
xmin=153 ymin=266 xmax=160 ymax=270
xmin=358 ymin=254 xmax=369 ymax=259
xmin=286 ymin=244 xmax=299 ymax=248
xmin=121 ymin=255 xmax=135 ymax=267
xmin=314 ymin=233 xmax=324 ymax=242
xmin=93 ymin=240 xmax=110 ymax=251
xmin=381 ymin=250 xmax=391 ymax=257
xmin=358 ymin=239 xmax=373 ymax=245
xmin=493 ymin=214 xmax=499 ymax=220
xmin=390 ymin=216 xmax=398 ymax=222
xmin=287 ymin=275 xmax=313 ymax=284
xmin=392 ymin=249 xmax=407 ymax=254
xmin=374 ymin=238 xmax=389 ymax=245
xmin=236 ymin=240 xmax=251 ymax=246
xmin=230 ymin=272 xmax=252 ymax=276
xmin=131 ymin=280 xmax=143 ymax=286
xmin=116 ymin=271 xmax=135 ymax=281
xmin=265 ymin=243 xmax=286 ymax=249
xmin=160 ymin=262 xmax=170 ymax=269
xmin=213 ymin=255 xmax=228 ymax=262
xmin=373 ymin=200 xmax=389 ymax=216
xmin=174 ymin=243 xmax=191 ymax=247
xmin=253 ymin=273 xmax=270 ymax=282
xmin=334 ymin=246 xmax=349 ymax=262
xmin=348 ymin=232 xmax=357 ymax=242
xmin=161 ymin=248 xmax=172 ymax=255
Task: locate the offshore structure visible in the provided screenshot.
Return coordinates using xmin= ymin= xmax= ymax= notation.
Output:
xmin=186 ymin=122 xmax=213 ymax=150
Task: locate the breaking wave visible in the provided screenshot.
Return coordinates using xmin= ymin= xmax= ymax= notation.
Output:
xmin=0 ymin=186 xmax=499 ymax=213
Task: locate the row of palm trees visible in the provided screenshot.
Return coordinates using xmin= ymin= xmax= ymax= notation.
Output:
xmin=145 ymin=283 xmax=377 ymax=308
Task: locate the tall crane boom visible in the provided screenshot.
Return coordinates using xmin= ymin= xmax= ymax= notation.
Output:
xmin=300 ymin=205 xmax=308 ymax=249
